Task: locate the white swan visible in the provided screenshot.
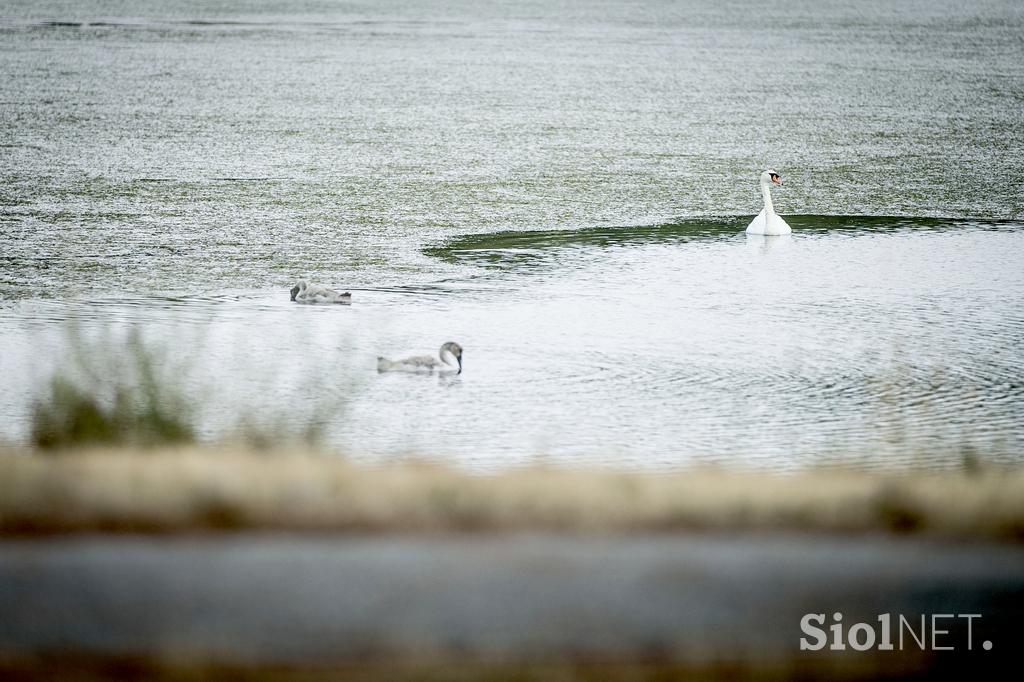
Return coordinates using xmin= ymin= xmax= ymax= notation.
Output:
xmin=377 ymin=342 xmax=463 ymax=375
xmin=290 ymin=280 xmax=351 ymax=304
xmin=745 ymin=169 xmax=792 ymax=235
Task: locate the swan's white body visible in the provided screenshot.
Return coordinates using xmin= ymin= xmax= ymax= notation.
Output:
xmin=378 ymin=342 xmax=463 ymax=375
xmin=745 ymin=170 xmax=792 ymax=236
xmin=290 ymin=280 xmax=351 ymax=304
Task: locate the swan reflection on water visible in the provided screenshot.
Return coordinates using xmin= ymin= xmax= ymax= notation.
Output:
xmin=378 ymin=341 xmax=463 ymax=375
xmin=746 ymin=232 xmax=794 ymax=253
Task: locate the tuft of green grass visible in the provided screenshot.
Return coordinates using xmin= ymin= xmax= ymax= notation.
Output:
xmin=30 ymin=331 xmax=195 ymax=450
xmin=28 ymin=324 xmax=359 ymax=452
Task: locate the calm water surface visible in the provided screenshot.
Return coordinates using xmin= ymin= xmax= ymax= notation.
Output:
xmin=2 ymin=1 xmax=1023 ymax=468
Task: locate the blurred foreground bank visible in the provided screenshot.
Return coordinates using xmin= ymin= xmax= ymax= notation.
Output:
xmin=1 ymin=449 xmax=1022 ymax=680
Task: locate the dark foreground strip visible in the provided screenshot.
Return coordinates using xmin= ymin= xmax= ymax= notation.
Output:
xmin=0 ymin=533 xmax=1020 ymax=679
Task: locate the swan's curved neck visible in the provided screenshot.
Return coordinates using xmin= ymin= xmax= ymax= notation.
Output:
xmin=760 ymin=180 xmax=775 ymax=215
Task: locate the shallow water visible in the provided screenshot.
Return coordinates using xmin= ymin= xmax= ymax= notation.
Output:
xmin=4 ymin=216 xmax=1023 ymax=469
xmin=2 ymin=1 xmax=1023 ymax=468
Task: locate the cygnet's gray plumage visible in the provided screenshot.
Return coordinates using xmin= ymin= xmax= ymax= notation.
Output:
xmin=290 ymin=280 xmax=352 ymax=304
xmin=377 ymin=341 xmax=463 ymax=375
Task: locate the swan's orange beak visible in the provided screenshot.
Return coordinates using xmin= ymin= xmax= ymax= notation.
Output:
xmin=770 ymin=173 xmax=783 ymax=186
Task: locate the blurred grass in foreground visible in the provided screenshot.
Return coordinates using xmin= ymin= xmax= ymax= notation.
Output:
xmin=30 ymin=330 xmax=195 ymax=449
xmin=12 ymin=326 xmax=1023 ymax=540
xmin=27 ymin=325 xmax=352 ymax=451
xmin=2 ymin=446 xmax=1022 ymax=540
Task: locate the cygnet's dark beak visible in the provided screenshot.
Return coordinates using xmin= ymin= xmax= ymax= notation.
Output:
xmin=457 ymin=356 xmax=463 ymax=375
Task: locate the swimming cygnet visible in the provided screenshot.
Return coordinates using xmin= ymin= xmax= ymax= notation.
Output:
xmin=290 ymin=280 xmax=352 ymax=304
xmin=377 ymin=341 xmax=463 ymax=375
